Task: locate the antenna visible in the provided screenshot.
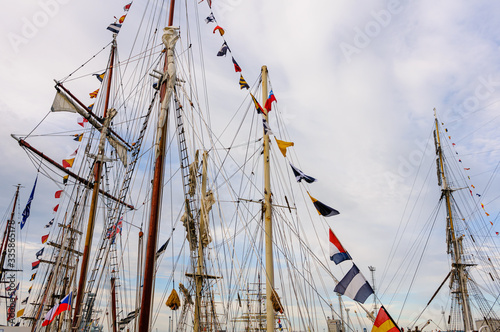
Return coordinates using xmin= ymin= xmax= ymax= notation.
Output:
xmin=368 ymin=266 xmax=377 ymax=312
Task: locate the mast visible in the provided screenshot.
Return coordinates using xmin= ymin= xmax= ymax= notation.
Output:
xmin=194 ymin=151 xmax=208 ymax=332
xmin=433 ymin=108 xmax=473 ymax=332
xmin=261 ymin=65 xmax=275 ymax=332
xmin=72 ymin=36 xmax=117 ymax=329
xmin=138 ymin=0 xmax=177 ymax=329
xmin=0 ymin=185 xmax=21 ymax=282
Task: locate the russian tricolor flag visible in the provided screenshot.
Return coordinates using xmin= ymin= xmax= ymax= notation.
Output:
xmin=42 ymin=292 xmax=72 ymax=326
xmin=329 ymin=229 xmax=352 ymax=265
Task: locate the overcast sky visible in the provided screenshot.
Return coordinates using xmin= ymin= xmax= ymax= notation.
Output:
xmin=1 ymin=0 xmax=500 ymax=331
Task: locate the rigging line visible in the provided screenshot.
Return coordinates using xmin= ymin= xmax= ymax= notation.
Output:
xmin=23 ymin=111 xmax=51 ymax=140
xmin=396 ymin=201 xmax=441 ymax=324
xmin=380 ymin=126 xmax=434 ymax=290
xmin=59 ymin=41 xmax=113 ymax=82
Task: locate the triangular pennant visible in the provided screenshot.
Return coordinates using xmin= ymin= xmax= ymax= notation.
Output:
xmin=308 ymin=192 xmax=339 ymax=217
xmin=275 ymin=138 xmax=294 ymax=157
xmin=239 ymin=75 xmax=249 ymax=90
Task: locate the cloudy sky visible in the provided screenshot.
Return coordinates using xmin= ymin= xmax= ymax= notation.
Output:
xmin=1 ymin=0 xmax=500 ymax=330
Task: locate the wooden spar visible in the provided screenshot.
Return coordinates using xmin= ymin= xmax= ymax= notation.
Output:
xmin=72 ymin=36 xmax=116 ymax=330
xmin=0 ymin=185 xmax=20 ymax=282
xmin=12 ymin=137 xmax=134 ymax=210
xmin=56 ymin=83 xmax=132 ymax=149
xmin=138 ymin=0 xmax=177 ymax=330
xmin=261 ymin=65 xmax=275 ymax=332
xmin=434 ymin=108 xmax=473 ymax=332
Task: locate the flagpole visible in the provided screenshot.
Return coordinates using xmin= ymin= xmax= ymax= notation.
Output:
xmin=261 ymin=65 xmax=275 ymax=332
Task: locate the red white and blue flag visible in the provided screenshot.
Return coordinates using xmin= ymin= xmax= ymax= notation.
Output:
xmin=329 ymin=229 xmax=352 ymax=265
xmin=42 ymin=292 xmax=72 ymax=326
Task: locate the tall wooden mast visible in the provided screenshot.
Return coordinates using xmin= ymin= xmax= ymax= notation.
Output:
xmin=72 ymin=36 xmax=117 ymax=329
xmin=137 ymin=1 xmax=177 ymax=330
xmin=434 ymin=109 xmax=473 ymax=332
xmin=261 ymin=65 xmax=275 ymax=332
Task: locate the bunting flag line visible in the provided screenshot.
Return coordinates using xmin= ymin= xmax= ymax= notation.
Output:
xmin=124 ymin=2 xmax=132 ymax=11
xmin=239 ymin=75 xmax=250 ymax=90
xmin=217 ymin=42 xmax=230 ymax=56
xmin=107 ymin=23 xmax=122 ymax=34
xmin=371 ymin=307 xmax=400 ymax=332
xmin=89 ymin=89 xmax=99 ymax=98
xmin=32 ymin=260 xmax=40 ymax=270
xmin=275 ymin=138 xmax=294 ymax=157
xmin=232 ymin=57 xmax=241 ymax=72
xmin=213 ymin=25 xmax=224 ymax=36
xmin=329 ymin=228 xmax=352 ymax=264
xmin=41 ymin=234 xmax=49 ymax=244
xmin=156 ymin=238 xmax=171 ymax=258
xmin=73 ymin=133 xmax=83 ymax=142
xmin=308 ymin=192 xmax=340 ymax=217
xmin=62 ymin=158 xmax=75 ymax=169
xmin=42 ymin=292 xmax=72 ymax=327
xmin=264 ymin=90 xmax=277 ymax=112
xmin=93 ymin=72 xmax=105 ymax=82
xmin=63 ymin=175 xmax=69 ymax=185
xmin=55 ymin=190 xmax=63 ymax=199
xmin=289 ymin=163 xmax=316 ymax=183
xmin=21 ymin=176 xmax=38 ymax=230
xmin=205 ymin=13 xmax=215 ymax=23
xmin=263 ymin=118 xmax=273 ymax=136
xmin=36 ymin=248 xmax=44 ymax=259
xmin=334 ymin=264 xmax=373 ymax=303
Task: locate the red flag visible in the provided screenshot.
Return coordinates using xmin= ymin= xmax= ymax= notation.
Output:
xmin=55 ymin=190 xmax=63 ymax=199
xmin=264 ymin=90 xmax=277 ymax=112
xmin=124 ymin=3 xmax=132 ymax=11
xmin=53 ymin=204 xmax=59 ymax=212
xmin=32 ymin=260 xmax=40 ymax=270
xmin=41 ymin=234 xmax=49 ymax=244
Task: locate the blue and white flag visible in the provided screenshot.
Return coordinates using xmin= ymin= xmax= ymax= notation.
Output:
xmin=107 ymin=23 xmax=122 ymax=34
xmin=44 ymin=218 xmax=54 ymax=228
xmin=36 ymin=248 xmax=44 ymax=259
xmin=334 ymin=264 xmax=373 ymax=303
xmin=21 ymin=176 xmax=38 ymax=230
xmin=263 ymin=118 xmax=273 ymax=136
xmin=205 ymin=13 xmax=215 ymax=23
xmin=290 ymin=163 xmax=316 ymax=183
xmin=217 ymin=42 xmax=230 ymax=57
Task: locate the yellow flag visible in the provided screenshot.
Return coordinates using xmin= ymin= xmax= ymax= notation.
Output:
xmin=17 ymin=308 xmax=25 ymax=317
xmin=275 ymin=138 xmax=294 ymax=157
